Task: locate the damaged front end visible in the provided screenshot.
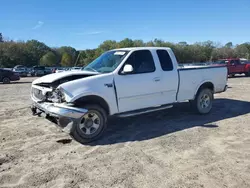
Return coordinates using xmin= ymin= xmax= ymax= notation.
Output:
xmin=31 ymin=101 xmax=87 ymax=133
xmin=30 ymin=74 xmax=94 ymax=133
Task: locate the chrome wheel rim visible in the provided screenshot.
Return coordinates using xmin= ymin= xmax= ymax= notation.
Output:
xmin=200 ymin=94 xmax=210 ymax=109
xmin=79 ymin=112 xmax=101 ymax=135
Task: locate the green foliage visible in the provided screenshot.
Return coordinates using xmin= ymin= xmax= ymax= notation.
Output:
xmin=40 ymin=51 xmax=57 ymax=66
xmin=77 ymin=49 xmax=96 ymax=66
xmin=211 ymin=47 xmax=237 ymax=60
xmin=235 ymin=43 xmax=250 ymax=59
xmin=98 ymin=40 xmax=117 ymax=52
xmin=57 ymin=46 xmax=77 ymax=62
xmin=117 ymin=38 xmax=135 ymax=48
xmin=0 ymin=41 xmax=28 ymax=67
xmin=61 ymin=52 xmax=73 ymax=67
xmin=0 ymin=33 xmax=3 ymax=43
xmin=1 ymin=33 xmax=250 ymax=68
xmin=225 ymin=42 xmax=233 ymax=48
xmin=25 ymin=40 xmax=50 ymax=66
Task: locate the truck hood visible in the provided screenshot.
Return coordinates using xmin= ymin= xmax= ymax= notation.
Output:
xmin=32 ymin=70 xmax=99 ymax=85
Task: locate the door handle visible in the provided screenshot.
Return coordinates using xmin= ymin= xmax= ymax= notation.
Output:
xmin=153 ymin=77 xmax=160 ymax=82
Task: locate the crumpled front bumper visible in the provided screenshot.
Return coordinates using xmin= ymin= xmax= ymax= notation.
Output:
xmin=31 ymin=102 xmax=88 ymax=133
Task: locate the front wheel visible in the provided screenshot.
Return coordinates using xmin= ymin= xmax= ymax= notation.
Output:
xmin=2 ymin=77 xmax=10 ymax=84
xmin=70 ymin=104 xmax=107 ymax=144
xmin=190 ymin=88 xmax=213 ymax=114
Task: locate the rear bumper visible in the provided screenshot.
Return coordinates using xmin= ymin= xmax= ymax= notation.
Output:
xmin=223 ymin=85 xmax=228 ymax=92
xmin=31 ymin=102 xmax=88 ymax=133
xmin=215 ymin=85 xmax=228 ymax=94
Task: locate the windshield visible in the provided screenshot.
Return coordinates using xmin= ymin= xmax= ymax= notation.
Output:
xmin=15 ymin=68 xmax=26 ymax=71
xmin=84 ymin=50 xmax=129 ymax=73
xmin=214 ymin=60 xmax=226 ymax=64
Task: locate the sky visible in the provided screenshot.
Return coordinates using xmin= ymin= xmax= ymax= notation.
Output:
xmin=1 ymin=0 xmax=250 ymax=50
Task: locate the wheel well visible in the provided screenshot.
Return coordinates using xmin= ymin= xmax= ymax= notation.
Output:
xmin=196 ymin=82 xmax=214 ymax=95
xmin=74 ymin=95 xmax=110 ymax=115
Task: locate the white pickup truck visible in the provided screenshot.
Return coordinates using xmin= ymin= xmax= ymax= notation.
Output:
xmin=31 ymin=47 xmax=228 ymax=144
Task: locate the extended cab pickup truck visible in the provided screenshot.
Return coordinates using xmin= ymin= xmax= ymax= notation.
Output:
xmin=31 ymin=47 xmax=228 ymax=144
xmin=215 ymin=58 xmax=250 ymax=77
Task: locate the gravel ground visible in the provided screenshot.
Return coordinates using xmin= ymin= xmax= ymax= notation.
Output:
xmin=0 ymin=76 xmax=250 ymax=188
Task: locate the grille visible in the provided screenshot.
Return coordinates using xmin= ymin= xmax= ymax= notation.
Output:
xmin=32 ymin=87 xmax=46 ymax=101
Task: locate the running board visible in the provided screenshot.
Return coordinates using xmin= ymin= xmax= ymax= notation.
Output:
xmin=116 ymin=105 xmax=173 ymax=118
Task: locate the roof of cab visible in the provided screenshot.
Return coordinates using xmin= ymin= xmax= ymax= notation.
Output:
xmin=110 ymin=47 xmax=171 ymax=51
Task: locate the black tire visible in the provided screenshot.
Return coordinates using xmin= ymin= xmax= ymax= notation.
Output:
xmin=245 ymin=71 xmax=250 ymax=77
xmin=2 ymin=77 xmax=10 ymax=84
xmin=190 ymin=88 xmax=213 ymax=114
xmin=70 ymin=104 xmax=107 ymax=144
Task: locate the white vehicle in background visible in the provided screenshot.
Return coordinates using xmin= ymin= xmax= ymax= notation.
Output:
xmin=55 ymin=67 xmax=65 ymax=73
xmin=240 ymin=58 xmax=249 ymax=64
xmin=71 ymin=67 xmax=82 ymax=71
xmin=30 ymin=47 xmax=228 ymax=144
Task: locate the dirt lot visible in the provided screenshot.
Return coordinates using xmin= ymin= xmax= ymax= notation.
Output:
xmin=0 ymin=77 xmax=250 ymax=188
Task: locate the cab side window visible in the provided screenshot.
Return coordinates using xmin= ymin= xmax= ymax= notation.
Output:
xmin=123 ymin=50 xmax=155 ymax=74
xmin=156 ymin=50 xmax=173 ymax=71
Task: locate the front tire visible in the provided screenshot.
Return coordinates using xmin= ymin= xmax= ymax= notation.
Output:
xmin=2 ymin=77 xmax=10 ymax=84
xmin=70 ymin=104 xmax=107 ymax=144
xmin=190 ymin=88 xmax=213 ymax=114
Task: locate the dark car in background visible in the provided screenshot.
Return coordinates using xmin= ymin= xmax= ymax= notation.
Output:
xmin=13 ymin=65 xmax=28 ymax=77
xmin=45 ymin=67 xmax=53 ymax=75
xmin=0 ymin=68 xmax=20 ymax=84
xmin=13 ymin=67 xmax=28 ymax=77
xmin=31 ymin=66 xmax=46 ymax=76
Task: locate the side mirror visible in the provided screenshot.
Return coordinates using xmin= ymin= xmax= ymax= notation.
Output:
xmin=122 ymin=64 xmax=133 ymax=74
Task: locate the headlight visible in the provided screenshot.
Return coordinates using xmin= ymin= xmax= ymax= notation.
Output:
xmin=48 ymin=89 xmax=65 ymax=103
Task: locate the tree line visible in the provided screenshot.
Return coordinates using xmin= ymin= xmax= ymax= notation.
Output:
xmin=0 ymin=33 xmax=250 ymax=68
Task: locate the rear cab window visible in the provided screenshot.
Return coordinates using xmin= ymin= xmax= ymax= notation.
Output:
xmin=156 ymin=50 xmax=173 ymax=71
xmin=230 ymin=60 xmax=235 ymax=65
xmin=234 ymin=60 xmax=241 ymax=65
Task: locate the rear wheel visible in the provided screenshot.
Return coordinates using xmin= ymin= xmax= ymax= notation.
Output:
xmin=190 ymin=88 xmax=213 ymax=114
xmin=245 ymin=71 xmax=250 ymax=77
xmin=2 ymin=77 xmax=10 ymax=84
xmin=70 ymin=104 xmax=107 ymax=144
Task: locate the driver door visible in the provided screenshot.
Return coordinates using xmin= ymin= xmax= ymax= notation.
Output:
xmin=235 ymin=59 xmax=245 ymax=73
xmin=114 ymin=50 xmax=163 ymax=113
xmin=228 ymin=60 xmax=236 ymax=74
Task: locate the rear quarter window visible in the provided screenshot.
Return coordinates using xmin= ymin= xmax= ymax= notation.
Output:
xmin=156 ymin=50 xmax=173 ymax=71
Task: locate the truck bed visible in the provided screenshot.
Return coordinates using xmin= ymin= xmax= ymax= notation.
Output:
xmin=176 ymin=64 xmax=228 ymax=102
